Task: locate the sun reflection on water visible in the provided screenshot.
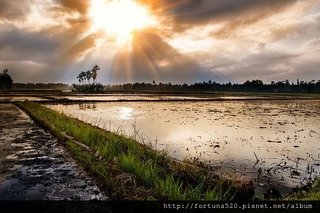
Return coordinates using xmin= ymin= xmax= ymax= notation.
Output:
xmin=119 ymin=107 xmax=134 ymax=120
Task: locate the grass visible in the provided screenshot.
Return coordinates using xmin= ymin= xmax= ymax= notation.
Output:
xmin=287 ymin=178 xmax=320 ymax=200
xmin=16 ymin=101 xmax=249 ymax=200
xmin=304 ymin=179 xmax=320 ymax=200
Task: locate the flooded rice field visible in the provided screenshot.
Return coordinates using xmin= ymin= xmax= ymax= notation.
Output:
xmin=47 ymin=99 xmax=320 ymax=196
xmin=0 ymin=93 xmax=293 ymax=102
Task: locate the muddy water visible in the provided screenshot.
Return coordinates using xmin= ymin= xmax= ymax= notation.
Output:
xmin=0 ymin=96 xmax=47 ymax=102
xmin=47 ymin=100 xmax=320 ymax=197
xmin=49 ymin=94 xmax=213 ymax=101
xmin=0 ymin=104 xmax=108 ymax=200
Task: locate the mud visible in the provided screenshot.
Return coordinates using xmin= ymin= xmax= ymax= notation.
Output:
xmin=0 ymin=104 xmax=108 ymax=200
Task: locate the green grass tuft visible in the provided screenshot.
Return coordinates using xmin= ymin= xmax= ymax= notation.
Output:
xmin=288 ymin=178 xmax=320 ymax=200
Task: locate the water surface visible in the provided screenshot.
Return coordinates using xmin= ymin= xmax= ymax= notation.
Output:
xmin=47 ymin=99 xmax=320 ymax=196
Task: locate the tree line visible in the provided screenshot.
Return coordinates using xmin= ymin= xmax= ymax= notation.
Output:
xmin=107 ymin=79 xmax=320 ymax=93
xmin=2 ymin=65 xmax=320 ymax=94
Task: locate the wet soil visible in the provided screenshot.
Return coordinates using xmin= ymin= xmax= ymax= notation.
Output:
xmin=0 ymin=104 xmax=108 ymax=200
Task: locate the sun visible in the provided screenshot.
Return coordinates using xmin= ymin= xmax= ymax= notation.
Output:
xmin=89 ymin=0 xmax=156 ymax=44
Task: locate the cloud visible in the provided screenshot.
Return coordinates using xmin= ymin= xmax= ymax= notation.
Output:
xmin=211 ymin=49 xmax=320 ymax=83
xmin=111 ymin=30 xmax=225 ymax=83
xmin=0 ymin=25 xmax=59 ymax=62
xmin=54 ymin=34 xmax=97 ymax=66
xmin=57 ymin=0 xmax=90 ymax=14
xmin=7 ymin=1 xmax=102 ymax=83
xmin=0 ymin=0 xmax=32 ymax=21
xmin=0 ymin=0 xmax=319 ymax=84
xmin=141 ymin=0 xmax=297 ymax=33
xmin=0 ymin=60 xmax=47 ymax=82
xmin=290 ymin=56 xmax=320 ymax=81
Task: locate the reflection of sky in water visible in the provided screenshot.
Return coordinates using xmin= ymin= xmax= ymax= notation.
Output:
xmin=47 ymin=100 xmax=320 ymax=195
xmin=119 ymin=107 xmax=134 ymax=120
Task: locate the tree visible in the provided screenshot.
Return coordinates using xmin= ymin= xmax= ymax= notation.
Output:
xmin=91 ymin=65 xmax=100 ymax=84
xmin=73 ymin=65 xmax=105 ymax=92
xmin=76 ymin=71 xmax=85 ymax=85
xmin=86 ymin=70 xmax=92 ymax=84
xmin=0 ymin=69 xmax=13 ymax=89
xmin=80 ymin=71 xmax=86 ymax=84
xmin=243 ymin=79 xmax=264 ymax=91
xmin=75 ymin=65 xmax=101 ymax=86
xmin=77 ymin=73 xmax=82 ymax=85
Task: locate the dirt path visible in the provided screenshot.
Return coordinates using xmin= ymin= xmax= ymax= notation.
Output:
xmin=0 ymin=104 xmax=108 ymax=200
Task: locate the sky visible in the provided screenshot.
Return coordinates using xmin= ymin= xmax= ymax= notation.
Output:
xmin=0 ymin=0 xmax=319 ymax=84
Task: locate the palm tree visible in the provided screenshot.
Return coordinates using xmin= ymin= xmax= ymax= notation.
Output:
xmin=91 ymin=70 xmax=97 ymax=84
xmin=77 ymin=73 xmax=82 ymax=85
xmin=80 ymin=71 xmax=86 ymax=84
xmin=75 ymin=65 xmax=100 ymax=85
xmin=92 ymin=65 xmax=100 ymax=84
xmin=86 ymin=70 xmax=92 ymax=84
